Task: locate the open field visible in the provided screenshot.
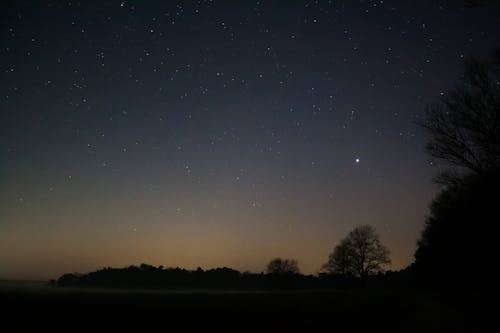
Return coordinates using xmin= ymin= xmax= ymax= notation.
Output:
xmin=1 ymin=280 xmax=493 ymax=332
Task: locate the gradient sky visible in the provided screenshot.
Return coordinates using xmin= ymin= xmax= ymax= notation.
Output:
xmin=1 ymin=0 xmax=499 ymax=280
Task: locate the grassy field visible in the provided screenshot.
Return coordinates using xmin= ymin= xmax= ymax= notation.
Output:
xmin=0 ymin=280 xmax=492 ymax=332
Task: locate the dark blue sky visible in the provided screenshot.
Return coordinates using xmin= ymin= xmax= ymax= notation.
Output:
xmin=1 ymin=0 xmax=499 ymax=279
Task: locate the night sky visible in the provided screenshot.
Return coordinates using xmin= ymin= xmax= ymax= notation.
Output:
xmin=1 ymin=0 xmax=499 ymax=280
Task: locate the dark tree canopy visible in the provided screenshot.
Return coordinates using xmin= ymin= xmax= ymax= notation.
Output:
xmin=419 ymin=51 xmax=500 ymax=185
xmin=323 ymin=238 xmax=353 ymax=277
xmin=322 ymin=225 xmax=390 ymax=278
xmin=266 ymin=258 xmax=300 ymax=275
xmin=414 ymin=170 xmax=499 ymax=288
xmin=415 ymin=51 xmax=500 ymax=289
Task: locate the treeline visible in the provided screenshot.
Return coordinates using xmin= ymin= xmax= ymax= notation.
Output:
xmin=56 ymin=263 xmax=414 ymax=290
xmin=55 ymin=224 xmax=397 ymax=290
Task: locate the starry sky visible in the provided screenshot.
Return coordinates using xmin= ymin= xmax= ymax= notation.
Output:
xmin=1 ymin=0 xmax=499 ymax=280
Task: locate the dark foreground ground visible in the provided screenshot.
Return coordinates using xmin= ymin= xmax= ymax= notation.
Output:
xmin=0 ymin=280 xmax=496 ymax=332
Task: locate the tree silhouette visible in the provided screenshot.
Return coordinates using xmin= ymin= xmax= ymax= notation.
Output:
xmin=415 ymin=51 xmax=500 ymax=289
xmin=322 ymin=225 xmax=390 ymax=278
xmin=266 ymin=258 xmax=300 ymax=275
xmin=419 ymin=51 xmax=500 ymax=185
xmin=322 ymin=238 xmax=353 ymax=277
xmin=414 ymin=170 xmax=499 ymax=288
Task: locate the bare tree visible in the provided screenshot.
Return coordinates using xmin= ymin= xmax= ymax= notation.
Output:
xmin=413 ymin=50 xmax=500 ymax=289
xmin=266 ymin=258 xmax=300 ymax=275
xmin=322 ymin=225 xmax=390 ymax=278
xmin=419 ymin=51 xmax=500 ymax=185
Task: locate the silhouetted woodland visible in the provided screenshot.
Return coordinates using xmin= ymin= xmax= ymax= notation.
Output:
xmin=56 ymin=263 xmax=414 ymax=290
xmin=56 ymin=226 xmax=399 ymax=290
xmin=414 ymin=169 xmax=500 ymax=289
xmin=415 ymin=50 xmax=500 ymax=291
